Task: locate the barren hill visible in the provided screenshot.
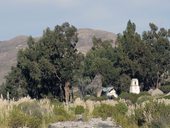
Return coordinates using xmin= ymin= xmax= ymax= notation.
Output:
xmin=77 ymin=28 xmax=116 ymax=54
xmin=0 ymin=29 xmax=116 ymax=84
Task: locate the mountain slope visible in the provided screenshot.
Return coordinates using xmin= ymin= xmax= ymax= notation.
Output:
xmin=77 ymin=28 xmax=116 ymax=54
xmin=0 ymin=29 xmax=116 ymax=84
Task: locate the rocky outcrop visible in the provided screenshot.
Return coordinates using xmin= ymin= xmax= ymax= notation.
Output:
xmin=148 ymin=88 xmax=164 ymax=96
xmin=85 ymin=74 xmax=103 ymax=97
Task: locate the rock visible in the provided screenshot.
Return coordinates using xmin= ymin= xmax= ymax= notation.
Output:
xmin=149 ymin=88 xmax=164 ymax=96
xmin=86 ymin=73 xmax=103 ymax=97
xmin=49 ymin=118 xmax=121 ymax=128
xmin=148 ymin=89 xmax=154 ymax=94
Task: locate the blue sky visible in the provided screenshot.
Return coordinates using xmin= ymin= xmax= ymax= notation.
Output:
xmin=0 ymin=0 xmax=170 ymax=40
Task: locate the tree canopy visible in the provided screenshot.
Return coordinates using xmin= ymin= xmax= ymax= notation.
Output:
xmin=1 ymin=22 xmax=83 ymax=99
xmin=115 ymin=20 xmax=170 ymax=90
xmin=0 ymin=21 xmax=170 ymax=99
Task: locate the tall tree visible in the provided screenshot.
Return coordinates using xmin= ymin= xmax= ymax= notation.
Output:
xmin=83 ymin=37 xmax=120 ymax=86
xmin=142 ymin=23 xmax=170 ymax=88
xmin=115 ymin=21 xmax=145 ymax=89
xmin=1 ymin=22 xmax=82 ymax=99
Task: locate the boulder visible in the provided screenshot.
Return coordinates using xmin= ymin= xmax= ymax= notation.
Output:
xmin=149 ymin=88 xmax=164 ymax=96
xmin=85 ymin=74 xmax=103 ymax=97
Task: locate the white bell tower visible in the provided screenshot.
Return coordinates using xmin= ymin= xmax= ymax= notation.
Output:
xmin=130 ymin=78 xmax=140 ymax=94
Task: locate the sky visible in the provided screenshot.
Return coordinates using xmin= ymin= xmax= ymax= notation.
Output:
xmin=0 ymin=0 xmax=170 ymax=40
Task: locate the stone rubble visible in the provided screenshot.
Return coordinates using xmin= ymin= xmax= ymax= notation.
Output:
xmin=49 ymin=118 xmax=121 ymax=128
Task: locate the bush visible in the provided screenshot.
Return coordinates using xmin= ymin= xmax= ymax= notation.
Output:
xmin=8 ymin=108 xmax=27 ymax=128
xmin=164 ymin=95 xmax=170 ymax=99
xmin=53 ymin=106 xmax=74 ymax=121
xmin=18 ymin=101 xmax=44 ymax=118
xmin=8 ymin=108 xmax=42 ymax=128
xmin=136 ymin=95 xmax=153 ymax=104
xmin=134 ymin=108 xmax=146 ymax=126
xmin=93 ymin=104 xmax=114 ymax=120
xmin=133 ymin=101 xmax=170 ymax=127
xmin=114 ymin=102 xmax=128 ymax=115
xmin=119 ymin=92 xmax=138 ymax=104
xmin=84 ymin=95 xmax=108 ymax=101
xmin=119 ymin=92 xmax=150 ymax=104
xmin=27 ymin=116 xmax=42 ymax=128
xmin=113 ymin=114 xmax=138 ymax=128
xmin=75 ymin=105 xmax=85 ymax=115
xmin=160 ymin=85 xmax=170 ymax=93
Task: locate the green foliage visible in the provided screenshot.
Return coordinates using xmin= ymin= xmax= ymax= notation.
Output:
xmin=8 ymin=108 xmax=27 ymax=128
xmin=84 ymin=95 xmax=108 ymax=101
xmin=134 ymin=101 xmax=170 ymax=127
xmin=8 ymin=108 xmax=41 ymax=128
xmin=93 ymin=104 xmax=115 ymax=120
xmin=1 ymin=22 xmax=83 ymax=99
xmin=163 ymin=95 xmax=170 ymax=99
xmin=1 ymin=20 xmax=170 ymax=100
xmin=115 ymin=20 xmax=170 ymax=90
xmin=117 ymin=74 xmax=131 ymax=92
xmin=18 ymin=101 xmax=44 ymax=119
xmin=119 ymin=92 xmax=139 ymax=104
xmin=119 ymin=92 xmax=150 ymax=104
xmin=160 ymin=85 xmax=170 ymax=93
xmin=0 ymin=67 xmax=27 ymax=99
xmin=92 ymin=102 xmax=136 ymax=128
xmin=136 ymin=95 xmax=153 ymax=104
xmin=53 ymin=105 xmax=74 ymax=121
xmin=83 ymin=37 xmax=120 ymax=86
xmin=26 ymin=117 xmax=41 ymax=128
xmin=74 ymin=105 xmax=85 ymax=115
xmin=114 ymin=102 xmax=128 ymax=115
xmin=113 ymin=114 xmax=138 ymax=128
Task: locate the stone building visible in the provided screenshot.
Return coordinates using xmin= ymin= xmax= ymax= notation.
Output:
xmin=129 ymin=78 xmax=140 ymax=94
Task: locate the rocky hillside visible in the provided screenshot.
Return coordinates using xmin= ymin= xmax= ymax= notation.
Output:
xmin=0 ymin=29 xmax=116 ymax=84
xmin=77 ymin=28 xmax=116 ymax=54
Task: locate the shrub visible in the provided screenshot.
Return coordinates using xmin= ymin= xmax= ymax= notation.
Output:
xmin=119 ymin=92 xmax=138 ymax=104
xmin=136 ymin=95 xmax=153 ymax=104
xmin=164 ymin=95 xmax=170 ymax=99
xmin=93 ymin=104 xmax=114 ymax=120
xmin=134 ymin=108 xmax=146 ymax=126
xmin=8 ymin=107 xmax=42 ymax=128
xmin=53 ymin=106 xmax=74 ymax=121
xmin=75 ymin=105 xmax=85 ymax=115
xmin=84 ymin=95 xmax=107 ymax=101
xmin=133 ymin=101 xmax=170 ymax=127
xmin=27 ymin=116 xmax=42 ymax=128
xmin=113 ymin=114 xmax=138 ymax=128
xmin=119 ymin=92 xmax=150 ymax=104
xmin=8 ymin=108 xmax=27 ymax=128
xmin=18 ymin=101 xmax=44 ymax=119
xmin=114 ymin=102 xmax=128 ymax=115
xmin=160 ymin=85 xmax=170 ymax=93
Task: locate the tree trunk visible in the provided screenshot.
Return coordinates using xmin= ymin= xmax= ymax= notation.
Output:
xmin=156 ymin=72 xmax=161 ymax=88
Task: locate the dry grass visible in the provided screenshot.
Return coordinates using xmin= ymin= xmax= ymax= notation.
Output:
xmin=0 ymin=96 xmax=55 ymax=128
